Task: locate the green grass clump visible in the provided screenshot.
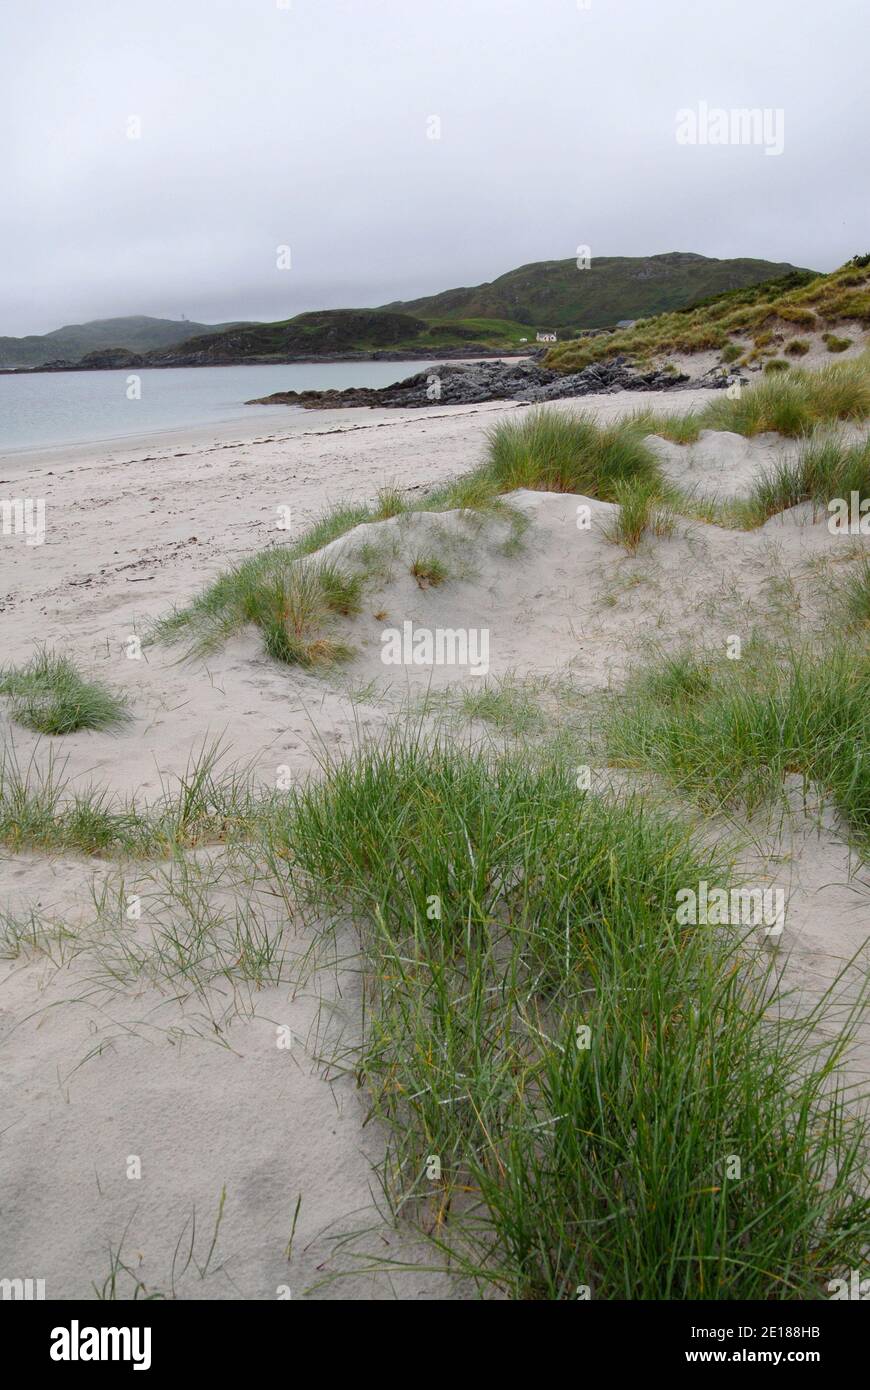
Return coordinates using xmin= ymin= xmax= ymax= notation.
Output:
xmin=741 ymin=433 xmax=870 ymax=527
xmin=295 ymin=502 xmax=372 ymax=556
xmin=633 ymin=649 xmax=716 ymax=707
xmin=373 ymin=484 xmax=408 ymax=519
xmin=0 ymin=650 xmax=130 ymax=735
xmin=481 ymin=409 xmax=659 ymax=498
xmin=702 ymin=358 xmax=870 ymax=437
xmin=776 ymin=305 xmax=817 ymax=327
xmin=605 ymin=644 xmax=870 ymax=850
xmin=604 ymin=477 xmax=675 ymax=553
xmin=785 ymin=338 xmax=810 ymax=357
xmin=824 ymin=333 xmax=853 ymax=353
xmin=458 ymin=676 xmax=545 ymax=735
xmin=410 ymin=552 xmax=449 ymax=587
xmin=635 ymin=407 xmax=704 ymax=444
xmin=763 ymin=358 xmax=790 ymax=373
xmin=276 ymin=733 xmax=869 ymax=1298
xmin=157 ymin=551 xmax=359 ymax=666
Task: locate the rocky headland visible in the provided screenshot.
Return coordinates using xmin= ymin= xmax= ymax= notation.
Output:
xmin=244 ymin=355 xmax=729 ymax=410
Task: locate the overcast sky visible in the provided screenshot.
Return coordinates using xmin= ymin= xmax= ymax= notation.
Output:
xmin=1 ymin=0 xmax=867 ymax=336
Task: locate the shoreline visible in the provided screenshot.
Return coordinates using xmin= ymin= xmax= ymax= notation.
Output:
xmin=0 ymin=347 xmax=537 ymax=377
xmin=0 ymin=380 xmax=722 ymax=476
xmin=0 ymin=356 xmax=535 ymax=465
xmin=0 ymin=395 xmax=538 ymax=475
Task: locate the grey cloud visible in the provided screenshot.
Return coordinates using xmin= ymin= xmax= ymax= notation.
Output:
xmin=1 ymin=0 xmax=867 ymax=334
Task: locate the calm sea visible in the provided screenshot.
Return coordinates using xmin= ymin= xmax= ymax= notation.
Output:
xmin=0 ymin=361 xmax=437 ymax=454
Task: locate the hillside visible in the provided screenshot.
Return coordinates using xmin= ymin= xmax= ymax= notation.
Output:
xmin=382 ymin=252 xmax=812 ymax=332
xmin=544 ymin=257 xmax=870 ymax=374
xmin=0 ymin=315 xmax=256 ymax=368
xmin=141 ymin=308 xmax=536 ymax=366
xmin=4 ymin=253 xmax=818 ymax=371
xmin=141 ymin=253 xmax=812 ymax=367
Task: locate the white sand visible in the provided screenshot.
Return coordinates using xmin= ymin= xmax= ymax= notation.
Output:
xmin=1 ymin=390 xmax=868 ymax=1298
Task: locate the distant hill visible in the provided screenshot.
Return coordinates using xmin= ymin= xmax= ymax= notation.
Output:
xmin=382 ymin=253 xmax=814 ymax=332
xmin=0 ymin=315 xmax=257 ymax=367
xmin=143 ymin=308 xmax=536 ymax=366
xmin=5 ymin=254 xmax=817 ymax=371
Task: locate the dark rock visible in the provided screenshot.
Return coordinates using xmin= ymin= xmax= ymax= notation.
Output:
xmin=246 ymin=358 xmax=692 ymax=411
xmin=77 ymin=348 xmax=145 ymax=369
xmin=695 ymin=364 xmax=750 ymax=390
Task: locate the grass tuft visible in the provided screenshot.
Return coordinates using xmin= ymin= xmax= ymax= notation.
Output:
xmin=605 ymin=644 xmax=870 ymax=851
xmin=482 ymin=409 xmax=659 ymax=498
xmin=157 ymin=552 xmax=359 ymax=667
xmin=0 ymin=650 xmax=130 ymax=735
xmin=740 ymin=432 xmax=870 ymax=527
xmin=409 ymin=552 xmax=449 ymax=588
xmin=824 ymin=333 xmax=853 ymax=354
xmin=604 ymin=477 xmax=675 ymax=553
xmin=838 ymin=554 xmax=870 ymax=629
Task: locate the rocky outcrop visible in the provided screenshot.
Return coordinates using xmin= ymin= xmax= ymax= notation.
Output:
xmin=77 ymin=348 xmax=146 ymax=369
xmin=14 ymin=348 xmax=146 ymax=372
xmin=246 ymin=356 xmax=696 ymax=410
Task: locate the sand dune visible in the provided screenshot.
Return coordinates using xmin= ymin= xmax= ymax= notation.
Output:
xmin=1 ymin=391 xmax=868 ymax=1298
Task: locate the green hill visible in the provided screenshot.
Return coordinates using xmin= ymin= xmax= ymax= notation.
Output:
xmin=382 ymin=252 xmax=813 ymax=332
xmin=146 ymin=308 xmax=536 ymax=364
xmin=0 ymin=315 xmax=256 ymax=368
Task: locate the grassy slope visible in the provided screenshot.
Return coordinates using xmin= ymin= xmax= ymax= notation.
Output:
xmin=546 ymin=259 xmax=870 ymax=373
xmin=383 ymin=252 xmax=812 ymax=330
xmin=145 ymin=308 xmax=538 ymax=363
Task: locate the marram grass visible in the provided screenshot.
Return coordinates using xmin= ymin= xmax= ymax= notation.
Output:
xmin=0 ymin=649 xmax=130 ymax=735
xmin=605 ymin=643 xmax=870 ymax=852
xmin=155 ymin=357 xmax=870 ymax=670
xmin=3 ymin=722 xmax=867 ymax=1297
xmin=276 ymin=731 xmax=870 ymax=1299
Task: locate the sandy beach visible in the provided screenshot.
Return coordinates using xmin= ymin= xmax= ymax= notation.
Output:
xmin=2 ymin=383 xmax=868 ymax=1299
